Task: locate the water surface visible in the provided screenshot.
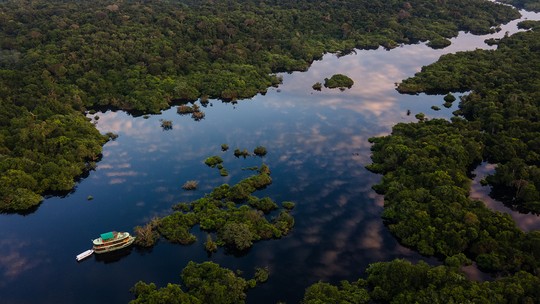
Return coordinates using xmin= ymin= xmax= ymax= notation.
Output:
xmin=1 ymin=9 xmax=539 ymax=304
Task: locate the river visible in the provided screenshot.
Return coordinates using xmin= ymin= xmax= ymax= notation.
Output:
xmin=0 ymin=8 xmax=539 ymax=304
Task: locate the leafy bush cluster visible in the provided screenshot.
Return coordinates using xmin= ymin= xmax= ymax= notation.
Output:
xmin=323 ymin=74 xmax=354 ymax=89
xmin=142 ymin=164 xmax=294 ymax=251
xmin=131 ymin=261 xmax=259 ymax=304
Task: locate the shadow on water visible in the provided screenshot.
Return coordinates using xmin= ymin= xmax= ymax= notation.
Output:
xmin=94 ymin=246 xmax=134 ymax=264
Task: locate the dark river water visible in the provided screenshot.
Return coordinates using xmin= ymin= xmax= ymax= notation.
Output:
xmin=1 ymin=9 xmax=539 ymax=304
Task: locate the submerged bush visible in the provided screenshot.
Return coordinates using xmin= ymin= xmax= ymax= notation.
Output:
xmin=253 ymin=146 xmax=267 ymax=157
xmin=234 ymin=148 xmax=250 ymax=158
xmin=182 ymin=180 xmax=198 ymax=190
xmin=160 ymin=119 xmax=173 ymax=130
xmin=204 ymin=156 xmax=224 ymax=168
xmin=282 ymin=201 xmax=295 ymax=210
xmin=134 ymin=217 xmax=161 ymax=247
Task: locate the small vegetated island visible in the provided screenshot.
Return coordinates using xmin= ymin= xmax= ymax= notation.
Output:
xmin=134 ymin=159 xmax=294 ymax=251
xmin=324 ymin=74 xmax=354 ymax=89
xmin=0 ymin=0 xmax=521 ymax=212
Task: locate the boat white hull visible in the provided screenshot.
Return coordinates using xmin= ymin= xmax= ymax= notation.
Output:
xmin=76 ymin=249 xmax=94 ymax=261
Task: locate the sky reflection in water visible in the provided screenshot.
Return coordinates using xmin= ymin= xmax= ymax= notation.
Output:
xmin=0 ymin=9 xmax=540 ymax=304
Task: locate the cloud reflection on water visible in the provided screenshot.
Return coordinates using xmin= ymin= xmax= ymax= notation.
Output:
xmin=0 ymin=240 xmax=41 ymax=286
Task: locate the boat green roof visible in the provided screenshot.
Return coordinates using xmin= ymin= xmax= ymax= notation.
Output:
xmin=100 ymin=232 xmax=114 ymax=240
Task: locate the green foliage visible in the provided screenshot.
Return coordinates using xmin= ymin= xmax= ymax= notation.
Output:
xmin=248 ymin=197 xmax=278 ymax=214
xmin=130 ymin=282 xmax=201 ymax=304
xmin=253 ymin=146 xmax=267 ymax=156
xmin=303 ymin=259 xmax=540 ymax=303
xmin=282 ymin=201 xmax=295 ymax=210
xmin=219 ymin=222 xmax=255 ymax=250
xmin=234 ymin=148 xmax=251 ymax=158
xmin=312 ymin=82 xmax=322 ymax=91
xmin=204 ymin=234 xmax=218 ymax=253
xmin=303 ymin=280 xmax=370 ymax=304
xmin=444 ymin=93 xmax=457 ymax=103
xmin=0 ymin=0 xmax=520 ymax=211
xmin=130 ymin=262 xmax=254 ymax=304
xmin=427 ymin=37 xmax=451 ymax=49
xmin=158 ymin=212 xmax=198 ymax=244
xmin=397 ymin=28 xmax=540 ymax=214
xmin=219 ymin=167 xmax=229 ymax=177
xmin=254 ymin=267 xmax=269 ymax=283
xmin=204 ymin=156 xmax=223 ymax=168
xmin=518 ymin=20 xmax=540 ymax=30
xmin=138 ymin=164 xmax=291 ymax=251
xmin=324 ymin=74 xmax=354 ymax=89
xmin=181 ymin=261 xmax=251 ymax=304
xmin=367 ymin=118 xmax=540 ymax=272
xmin=499 ymin=0 xmax=540 ymax=12
xmin=221 ymin=144 xmax=229 ymax=151
xmin=160 ymin=119 xmax=173 ymax=130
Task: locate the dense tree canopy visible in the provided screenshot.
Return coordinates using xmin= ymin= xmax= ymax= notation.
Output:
xmin=0 ymin=0 xmax=521 ymax=212
xmin=131 ymin=261 xmax=256 ymax=304
xmin=301 ymin=259 xmax=540 ymax=304
xmin=399 ymin=25 xmax=540 ymax=214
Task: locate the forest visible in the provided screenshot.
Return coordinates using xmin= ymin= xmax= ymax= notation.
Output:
xmin=0 ymin=0 xmax=520 ymax=211
xmin=2 ymin=0 xmax=540 ymax=303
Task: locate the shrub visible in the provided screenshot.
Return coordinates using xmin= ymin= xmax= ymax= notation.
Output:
xmin=444 ymin=93 xmax=456 ymax=103
xmin=192 ymin=111 xmax=205 ymax=121
xmin=312 ymin=82 xmax=322 ymax=91
xmin=234 ymin=148 xmax=250 ymax=158
xmin=177 ymin=105 xmax=194 ymax=114
xmin=324 ymin=74 xmax=354 ymax=89
xmin=182 ymin=180 xmax=198 ymax=190
xmin=221 ymin=144 xmax=229 ymax=151
xmin=204 ymin=156 xmax=223 ymax=168
xmin=254 ymin=267 xmax=269 ymax=283
xmin=160 ymin=119 xmax=173 ymax=130
xmin=253 ymin=146 xmax=267 ymax=157
xmin=219 ymin=168 xmax=229 ymax=177
xmin=282 ymin=201 xmax=295 ymax=210
xmin=134 ymin=217 xmax=161 ymax=247
xmin=205 ymin=234 xmax=218 ymax=253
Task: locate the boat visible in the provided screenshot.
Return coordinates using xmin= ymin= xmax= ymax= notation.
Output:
xmin=92 ymin=231 xmax=135 ymax=254
xmin=76 ymin=249 xmax=94 ymax=261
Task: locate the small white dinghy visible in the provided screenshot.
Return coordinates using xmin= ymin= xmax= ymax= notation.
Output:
xmin=76 ymin=249 xmax=94 ymax=262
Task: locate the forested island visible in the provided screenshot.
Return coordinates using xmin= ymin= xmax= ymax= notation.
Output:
xmin=2 ymin=0 xmax=540 ymax=303
xmin=0 ymin=0 xmax=520 ymax=211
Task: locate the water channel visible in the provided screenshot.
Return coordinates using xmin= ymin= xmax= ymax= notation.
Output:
xmin=1 ymin=8 xmax=539 ymax=304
